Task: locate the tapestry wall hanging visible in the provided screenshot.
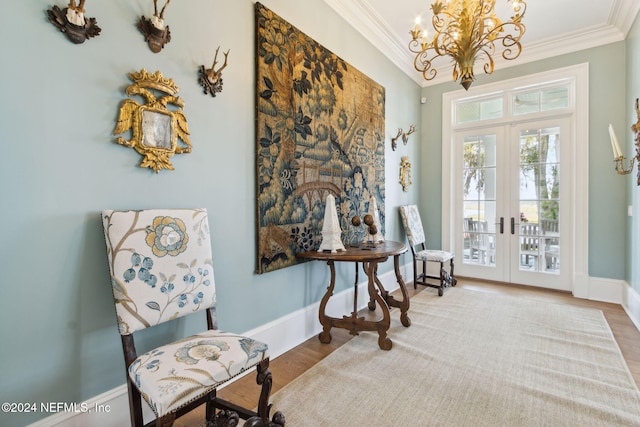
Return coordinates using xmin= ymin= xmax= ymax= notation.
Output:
xmin=255 ymin=3 xmax=386 ymax=274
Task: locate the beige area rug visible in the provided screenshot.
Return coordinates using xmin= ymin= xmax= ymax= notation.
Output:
xmin=271 ymin=288 xmax=640 ymax=426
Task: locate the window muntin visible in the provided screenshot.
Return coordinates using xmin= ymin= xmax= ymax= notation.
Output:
xmin=454 ymin=82 xmax=572 ymax=126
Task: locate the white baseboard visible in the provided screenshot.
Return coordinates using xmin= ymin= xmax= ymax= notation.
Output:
xmin=623 ymin=282 xmax=640 ymax=332
xmin=26 ymin=385 xmax=132 ymax=427
xmin=28 ymin=264 xmax=408 ymax=427
xmin=587 ymin=276 xmax=625 ymax=304
xmin=585 ymin=276 xmax=640 ymax=333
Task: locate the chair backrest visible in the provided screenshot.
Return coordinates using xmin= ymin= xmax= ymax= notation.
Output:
xmin=399 ymin=205 xmax=426 ymax=248
xmin=102 ymin=208 xmax=217 ymax=335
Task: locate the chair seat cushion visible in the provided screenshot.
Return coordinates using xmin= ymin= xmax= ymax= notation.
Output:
xmin=129 ymin=330 xmax=269 ymax=417
xmin=415 ymin=249 xmax=454 ymax=262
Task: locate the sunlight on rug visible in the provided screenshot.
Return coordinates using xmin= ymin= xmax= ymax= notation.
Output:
xmin=270 ymin=288 xmax=640 ymax=426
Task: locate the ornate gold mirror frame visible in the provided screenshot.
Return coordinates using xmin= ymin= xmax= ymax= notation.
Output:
xmin=113 ymin=69 xmax=191 ymax=173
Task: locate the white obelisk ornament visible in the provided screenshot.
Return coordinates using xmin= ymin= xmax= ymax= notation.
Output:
xmin=369 ymin=196 xmax=384 ymax=243
xmin=318 ymin=194 xmax=345 ymax=253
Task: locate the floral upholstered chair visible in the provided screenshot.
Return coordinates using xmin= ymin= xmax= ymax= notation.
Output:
xmin=399 ymin=205 xmax=456 ymax=296
xmin=102 ymin=209 xmax=284 ymax=427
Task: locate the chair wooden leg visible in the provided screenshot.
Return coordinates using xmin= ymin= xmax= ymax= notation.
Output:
xmin=205 ymin=389 xmax=241 ymax=426
xmin=413 ymin=257 xmax=418 ymax=289
xmin=422 ymin=259 xmax=427 ymax=284
xmin=244 ymin=358 xmax=285 ymax=427
xmin=208 ymin=409 xmax=240 ymax=426
xmin=206 ymin=391 xmax=217 ymax=423
xmin=450 ymin=258 xmax=457 ymax=286
xmin=127 ymin=378 xmax=144 ymax=427
xmin=156 ymin=413 xmax=176 ymax=427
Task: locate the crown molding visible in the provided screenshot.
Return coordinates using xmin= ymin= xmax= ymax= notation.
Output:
xmin=322 ymin=0 xmax=638 ymax=88
xmin=322 ymin=0 xmax=421 ymax=83
xmin=610 ymin=0 xmax=640 ymax=35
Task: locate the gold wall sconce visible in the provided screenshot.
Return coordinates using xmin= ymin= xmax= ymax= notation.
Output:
xmin=138 ymin=0 xmax=172 ymax=53
xmin=399 ymin=156 xmax=412 ymax=192
xmin=47 ymin=1 xmax=101 ymax=44
xmin=198 ymin=46 xmax=230 ymax=97
xmin=391 ymin=125 xmax=416 ymax=151
xmin=113 ymin=69 xmax=191 ymax=173
xmin=609 ymin=98 xmax=640 ymax=185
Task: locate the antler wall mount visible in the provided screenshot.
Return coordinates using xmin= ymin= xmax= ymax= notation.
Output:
xmin=198 ymin=46 xmax=230 ymax=97
xmin=137 ymin=0 xmax=172 ymax=53
xmin=113 ymin=69 xmax=191 ymax=173
xmin=391 ymin=125 xmax=416 ymax=151
xmin=47 ymin=1 xmax=101 ymax=44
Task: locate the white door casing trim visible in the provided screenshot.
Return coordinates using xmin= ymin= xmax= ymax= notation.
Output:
xmin=442 ymin=63 xmax=589 ymax=296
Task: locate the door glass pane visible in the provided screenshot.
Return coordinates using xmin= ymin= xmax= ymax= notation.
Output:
xmin=518 ymin=126 xmax=560 ymax=273
xmin=462 ymin=135 xmax=496 ymax=266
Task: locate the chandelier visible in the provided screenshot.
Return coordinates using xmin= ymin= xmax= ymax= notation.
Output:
xmin=408 ymin=0 xmax=527 ymax=90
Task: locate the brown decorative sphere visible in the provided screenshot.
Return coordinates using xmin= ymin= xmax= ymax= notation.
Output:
xmin=368 ymin=224 xmax=378 ymax=235
xmin=351 ymin=216 xmax=361 ymax=226
xmin=363 ymin=214 xmax=374 ymax=226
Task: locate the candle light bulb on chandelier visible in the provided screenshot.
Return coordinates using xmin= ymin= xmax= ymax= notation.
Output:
xmin=420 ymin=30 xmax=429 ymax=49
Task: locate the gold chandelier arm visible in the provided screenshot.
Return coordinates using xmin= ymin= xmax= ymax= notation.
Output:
xmin=409 ymin=42 xmax=449 ymax=81
xmin=473 ymin=21 xmax=525 ymax=61
xmin=500 ymin=35 xmax=523 ymax=61
xmin=511 ymin=0 xmax=527 ymax=21
xmin=479 ymin=45 xmax=496 ymax=75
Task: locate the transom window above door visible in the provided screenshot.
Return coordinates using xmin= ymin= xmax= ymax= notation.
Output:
xmin=454 ymin=83 xmax=572 ymax=126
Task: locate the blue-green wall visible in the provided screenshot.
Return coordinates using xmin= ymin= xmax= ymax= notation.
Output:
xmin=419 ymin=43 xmax=629 ymax=280
xmin=626 ymin=13 xmax=640 ymax=293
xmin=0 ymin=1 xmax=421 ymax=425
xmin=2 ymin=2 xmax=637 ymax=425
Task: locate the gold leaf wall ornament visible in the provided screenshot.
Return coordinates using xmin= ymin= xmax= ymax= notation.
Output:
xmin=399 ymin=156 xmax=412 ymax=192
xmin=113 ymin=69 xmax=191 ymax=173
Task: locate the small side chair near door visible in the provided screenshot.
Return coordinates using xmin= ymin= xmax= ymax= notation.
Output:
xmin=102 ymin=208 xmax=284 ymax=427
xmin=399 ymin=205 xmax=456 ymax=296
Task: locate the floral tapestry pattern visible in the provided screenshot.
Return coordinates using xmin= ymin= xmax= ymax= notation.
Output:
xmin=255 ymin=3 xmax=386 ymax=274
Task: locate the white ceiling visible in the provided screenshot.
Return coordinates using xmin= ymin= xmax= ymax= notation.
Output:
xmin=322 ymin=0 xmax=640 ymax=87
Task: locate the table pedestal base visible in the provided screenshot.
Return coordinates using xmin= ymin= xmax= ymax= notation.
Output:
xmin=317 ymin=254 xmax=410 ymax=350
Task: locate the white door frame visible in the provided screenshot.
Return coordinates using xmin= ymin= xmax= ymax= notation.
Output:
xmin=441 ymin=64 xmax=589 ymax=296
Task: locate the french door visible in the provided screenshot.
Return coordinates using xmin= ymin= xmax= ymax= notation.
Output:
xmin=453 ymin=118 xmax=571 ymax=290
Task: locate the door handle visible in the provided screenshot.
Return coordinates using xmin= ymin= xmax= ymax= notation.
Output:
xmin=511 ymin=217 xmax=519 ymax=235
xmin=499 ymin=217 xmax=504 ymax=234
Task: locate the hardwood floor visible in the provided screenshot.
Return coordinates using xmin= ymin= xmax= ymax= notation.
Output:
xmin=176 ymin=277 xmax=640 ymax=426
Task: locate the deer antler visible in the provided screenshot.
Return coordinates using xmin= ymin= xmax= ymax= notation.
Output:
xmin=208 ymin=47 xmax=230 ymax=82
xmin=68 ymin=0 xmax=85 ymax=12
xmin=402 ymin=124 xmax=416 ymax=144
xmin=391 ymin=128 xmax=402 ymax=151
xmin=159 ymin=0 xmax=171 ymax=19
